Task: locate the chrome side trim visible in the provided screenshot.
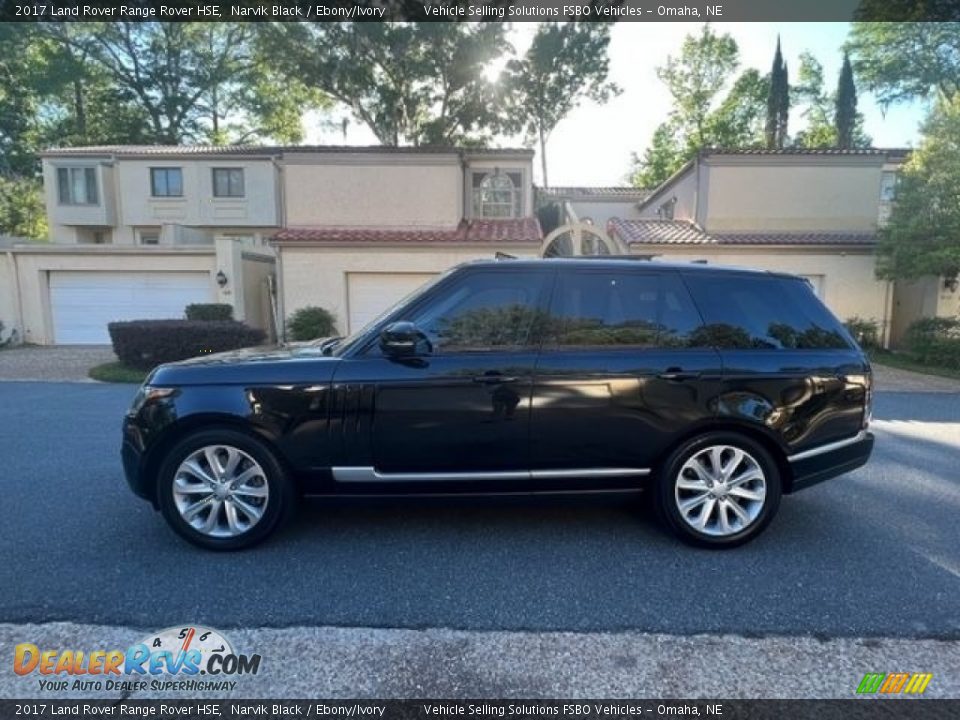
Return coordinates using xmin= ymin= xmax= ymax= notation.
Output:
xmin=786 ymin=430 xmax=869 ymax=463
xmin=332 ymin=467 xmax=651 ymax=483
xmin=530 ymin=468 xmax=650 ymax=479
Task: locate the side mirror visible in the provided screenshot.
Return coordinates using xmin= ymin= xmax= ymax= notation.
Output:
xmin=379 ymin=321 xmax=431 ymax=357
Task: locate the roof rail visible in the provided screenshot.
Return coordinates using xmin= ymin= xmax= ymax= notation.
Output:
xmin=563 ymin=254 xmax=658 ymax=261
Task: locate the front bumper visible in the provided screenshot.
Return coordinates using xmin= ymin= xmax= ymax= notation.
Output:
xmin=788 ymin=431 xmax=874 ymax=493
xmin=122 ymin=417 xmax=154 ymax=503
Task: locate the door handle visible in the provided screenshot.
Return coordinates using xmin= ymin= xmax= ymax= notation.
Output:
xmin=472 ymin=373 xmax=518 ymax=385
xmin=657 ymin=369 xmax=701 ymax=381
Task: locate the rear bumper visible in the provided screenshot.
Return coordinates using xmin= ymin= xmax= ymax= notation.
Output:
xmin=788 ymin=431 xmax=874 ymax=493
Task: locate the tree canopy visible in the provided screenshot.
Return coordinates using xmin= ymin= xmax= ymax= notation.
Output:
xmin=630 ymin=26 xmax=767 ymax=188
xmin=846 ymin=22 xmax=960 ymax=107
xmin=261 ymin=22 xmax=510 ymax=146
xmin=503 ymin=22 xmax=619 ymax=187
xmin=876 ymin=96 xmax=960 ymax=281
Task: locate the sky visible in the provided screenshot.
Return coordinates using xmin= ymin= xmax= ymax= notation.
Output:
xmin=305 ymin=22 xmax=929 ymax=187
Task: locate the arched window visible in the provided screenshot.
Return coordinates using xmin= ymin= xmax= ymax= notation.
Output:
xmin=473 ymin=171 xmax=521 ymax=218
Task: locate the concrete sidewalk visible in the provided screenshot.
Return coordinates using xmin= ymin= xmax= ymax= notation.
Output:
xmin=1 ymin=623 xmax=957 ymax=699
xmin=0 ymin=345 xmax=115 ymax=382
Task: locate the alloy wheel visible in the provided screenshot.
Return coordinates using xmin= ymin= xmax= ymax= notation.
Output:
xmin=172 ymin=445 xmax=270 ymax=538
xmin=673 ymin=444 xmax=767 ymax=537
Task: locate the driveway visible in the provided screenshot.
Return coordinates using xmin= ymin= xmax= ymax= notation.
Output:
xmin=0 ymin=345 xmax=115 ymax=381
xmin=1 ymin=381 xmax=958 ymax=698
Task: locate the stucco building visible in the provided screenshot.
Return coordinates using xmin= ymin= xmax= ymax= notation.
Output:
xmin=2 ymin=144 xmax=955 ymax=347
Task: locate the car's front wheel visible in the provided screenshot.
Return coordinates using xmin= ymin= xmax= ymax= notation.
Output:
xmin=157 ymin=429 xmax=294 ymax=550
xmin=655 ymin=432 xmax=782 ymax=548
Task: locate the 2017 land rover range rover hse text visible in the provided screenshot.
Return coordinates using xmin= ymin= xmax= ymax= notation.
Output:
xmin=122 ymin=259 xmax=874 ymax=550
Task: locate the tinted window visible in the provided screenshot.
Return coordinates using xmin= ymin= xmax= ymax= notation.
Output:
xmin=408 ymin=271 xmax=551 ymax=353
xmin=546 ymin=271 xmax=705 ymax=349
xmin=683 ymin=273 xmax=852 ymax=350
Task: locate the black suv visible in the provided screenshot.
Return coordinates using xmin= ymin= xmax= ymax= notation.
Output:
xmin=122 ymin=259 xmax=874 ymax=550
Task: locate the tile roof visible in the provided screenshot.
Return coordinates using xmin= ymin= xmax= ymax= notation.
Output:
xmin=702 ymin=147 xmax=911 ymax=157
xmin=712 ymin=232 xmax=877 ymax=246
xmin=41 ymin=144 xmax=532 ymax=158
xmin=272 ymin=218 xmax=543 ymax=245
xmin=538 ymin=186 xmax=652 ymax=200
xmin=607 ymin=219 xmax=713 ymax=245
xmin=608 ymin=219 xmax=877 ymax=247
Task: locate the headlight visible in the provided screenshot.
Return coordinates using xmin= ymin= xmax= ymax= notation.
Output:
xmin=128 ymin=385 xmax=176 ymax=415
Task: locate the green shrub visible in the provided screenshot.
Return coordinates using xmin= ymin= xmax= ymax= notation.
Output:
xmin=185 ymin=303 xmax=233 ymax=322
xmin=108 ymin=320 xmax=265 ymax=370
xmin=286 ymin=306 xmax=337 ymax=341
xmin=844 ymin=317 xmax=880 ymax=350
xmin=903 ymin=316 xmax=960 ymax=369
xmin=0 ymin=320 xmax=10 ymax=348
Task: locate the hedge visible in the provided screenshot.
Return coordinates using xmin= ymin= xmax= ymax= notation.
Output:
xmin=903 ymin=316 xmax=960 ymax=370
xmin=286 ymin=306 xmax=337 ymax=341
xmin=844 ymin=316 xmax=880 ymax=350
xmin=185 ymin=303 xmax=233 ymax=322
xmin=108 ymin=320 xmax=265 ymax=370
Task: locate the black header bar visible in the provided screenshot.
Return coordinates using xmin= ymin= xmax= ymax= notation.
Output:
xmin=2 ymin=700 xmax=960 ymax=719
xmin=1 ymin=0 xmax=959 ymax=23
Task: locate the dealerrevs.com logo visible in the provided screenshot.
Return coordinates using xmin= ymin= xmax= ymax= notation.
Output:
xmin=13 ymin=625 xmax=262 ymax=693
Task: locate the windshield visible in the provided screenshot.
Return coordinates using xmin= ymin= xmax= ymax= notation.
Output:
xmin=331 ymin=270 xmax=454 ymax=356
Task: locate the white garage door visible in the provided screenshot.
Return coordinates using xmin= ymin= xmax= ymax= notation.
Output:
xmin=347 ymin=273 xmax=437 ymax=333
xmin=50 ymin=271 xmax=212 ymax=344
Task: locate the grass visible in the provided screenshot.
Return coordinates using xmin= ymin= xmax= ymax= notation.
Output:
xmin=89 ymin=361 xmax=148 ymax=384
xmin=868 ymin=349 xmax=960 ymax=381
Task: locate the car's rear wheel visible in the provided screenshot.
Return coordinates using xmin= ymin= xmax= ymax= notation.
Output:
xmin=157 ymin=429 xmax=294 ymax=550
xmin=655 ymin=432 xmax=781 ymax=548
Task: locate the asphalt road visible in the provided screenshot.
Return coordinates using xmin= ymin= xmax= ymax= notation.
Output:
xmin=1 ymin=382 xmax=958 ymax=639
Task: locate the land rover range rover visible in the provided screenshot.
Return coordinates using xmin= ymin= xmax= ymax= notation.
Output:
xmin=122 ymin=259 xmax=873 ymax=550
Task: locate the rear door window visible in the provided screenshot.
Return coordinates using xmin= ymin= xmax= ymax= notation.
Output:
xmin=682 ymin=273 xmax=852 ymax=350
xmin=546 ymin=270 xmax=705 ymax=349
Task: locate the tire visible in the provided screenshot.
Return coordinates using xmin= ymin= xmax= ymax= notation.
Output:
xmin=157 ymin=428 xmax=295 ymax=551
xmin=654 ymin=432 xmax=782 ymax=549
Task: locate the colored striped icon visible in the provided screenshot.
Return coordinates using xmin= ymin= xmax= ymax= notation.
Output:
xmin=857 ymin=672 xmax=933 ymax=694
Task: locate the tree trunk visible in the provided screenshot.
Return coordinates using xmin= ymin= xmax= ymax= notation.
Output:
xmin=73 ymin=78 xmax=86 ymax=140
xmin=539 ymin=125 xmax=548 ymax=188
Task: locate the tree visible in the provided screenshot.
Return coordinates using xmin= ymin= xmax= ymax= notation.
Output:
xmin=630 ymin=124 xmax=684 ymax=188
xmin=846 ymin=23 xmax=960 ymax=107
xmin=765 ymin=37 xmax=790 ymax=149
xmin=876 ymin=96 xmax=960 ymax=282
xmin=44 ymin=23 xmax=319 ymax=145
xmin=0 ymin=25 xmax=47 ymax=175
xmin=706 ymin=69 xmax=769 ymax=148
xmin=0 ymin=174 xmax=47 ymax=239
xmin=791 ymin=52 xmax=835 ymax=147
xmin=262 ymin=23 xmax=509 ymax=146
xmin=835 ymin=53 xmax=858 ymax=148
xmin=792 ymin=52 xmax=870 ymax=149
xmin=504 ymin=22 xmax=619 ymax=187
xmin=630 ymin=26 xmax=766 ymax=188
xmin=657 ymin=25 xmax=739 ymax=149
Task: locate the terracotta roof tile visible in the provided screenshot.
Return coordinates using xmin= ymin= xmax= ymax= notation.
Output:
xmin=272 ymin=218 xmax=542 ymax=245
xmin=539 ymin=186 xmax=651 ymax=200
xmin=713 ymin=232 xmax=877 ymax=246
xmin=607 ymin=219 xmax=713 ymax=245
xmin=703 ymin=147 xmax=911 ymax=157
xmin=608 ymin=219 xmax=877 ymax=247
xmin=41 ymin=144 xmax=532 ymax=158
